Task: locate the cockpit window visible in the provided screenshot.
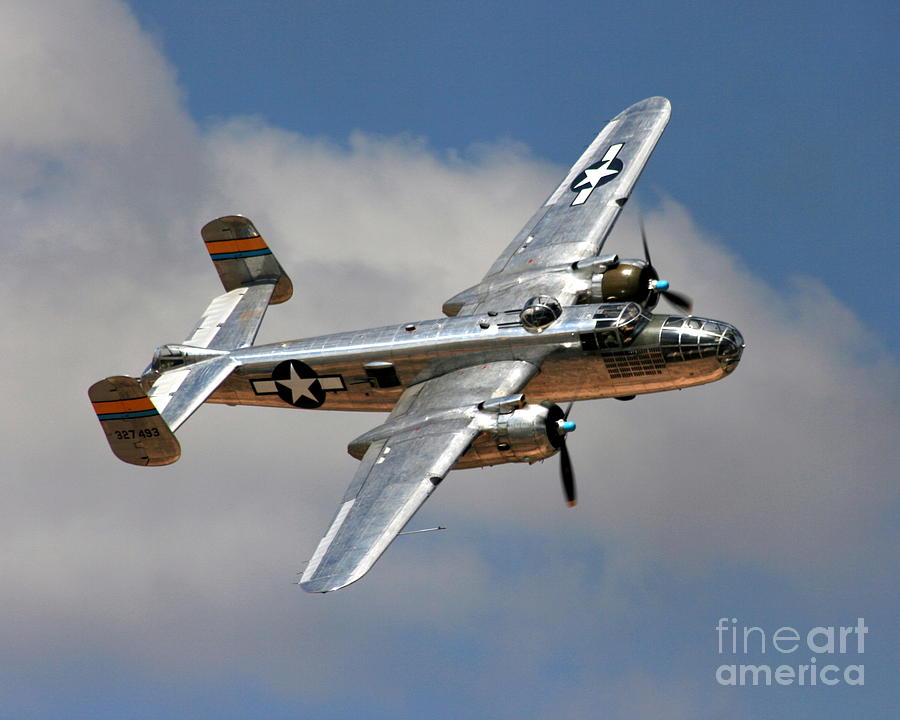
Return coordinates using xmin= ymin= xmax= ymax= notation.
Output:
xmin=593 ymin=304 xmax=626 ymax=322
xmin=617 ymin=303 xmax=642 ymax=338
xmin=659 ymin=315 xmax=740 ymax=364
xmin=587 ymin=302 xmax=650 ymax=348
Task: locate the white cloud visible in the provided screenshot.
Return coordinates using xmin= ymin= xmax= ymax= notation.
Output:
xmin=0 ymin=1 xmax=896 ymax=716
xmin=200 ymin=117 xmax=559 ymax=334
xmin=0 ymin=1 xmax=183 ymax=151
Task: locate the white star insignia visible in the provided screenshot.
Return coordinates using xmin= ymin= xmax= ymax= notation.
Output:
xmin=571 ymin=143 xmax=624 ymax=206
xmin=582 ymin=162 xmax=619 ymax=186
xmin=276 ymin=364 xmax=319 ymax=404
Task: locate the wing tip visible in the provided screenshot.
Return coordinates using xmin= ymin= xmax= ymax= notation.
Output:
xmin=298 ymin=575 xmax=357 ymax=594
xmin=616 ymin=96 xmax=671 ymax=120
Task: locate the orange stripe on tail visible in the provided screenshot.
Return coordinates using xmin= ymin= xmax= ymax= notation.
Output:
xmin=204 ymin=236 xmax=269 ymax=255
xmin=91 ymin=397 xmax=156 ymax=415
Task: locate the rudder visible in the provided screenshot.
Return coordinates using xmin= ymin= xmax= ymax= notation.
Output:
xmin=201 ymin=215 xmax=292 ymax=304
xmin=89 ymin=376 xmax=180 ymax=466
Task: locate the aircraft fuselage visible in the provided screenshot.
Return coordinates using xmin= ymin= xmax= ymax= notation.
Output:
xmin=184 ymin=302 xmax=743 ymax=413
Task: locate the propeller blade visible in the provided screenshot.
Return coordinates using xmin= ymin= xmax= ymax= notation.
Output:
xmin=560 ymin=439 xmax=576 ymax=507
xmin=640 ymin=216 xmax=693 ymax=313
xmin=662 ymin=289 xmax=693 ymax=314
xmin=640 ymin=217 xmax=652 ymax=265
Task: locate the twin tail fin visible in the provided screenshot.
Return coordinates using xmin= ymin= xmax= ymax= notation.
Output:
xmin=89 ymin=215 xmax=291 ymax=466
xmin=89 ymin=376 xmax=180 ymax=466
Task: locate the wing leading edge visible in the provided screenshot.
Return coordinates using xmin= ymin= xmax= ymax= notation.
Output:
xmin=299 ymin=360 xmax=541 ymax=593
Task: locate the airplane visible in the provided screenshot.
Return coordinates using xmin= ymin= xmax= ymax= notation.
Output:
xmin=89 ymin=97 xmax=744 ymax=593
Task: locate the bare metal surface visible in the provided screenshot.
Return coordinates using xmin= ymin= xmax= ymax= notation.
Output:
xmin=209 ymin=302 xmax=740 ymax=412
xmin=443 ymin=97 xmax=671 ymax=316
xmin=90 ymin=97 xmax=746 ymax=593
xmin=148 ymin=356 xmax=238 ymax=432
xmin=301 ymin=360 xmax=541 ymax=592
xmin=185 ymin=283 xmax=276 ymax=350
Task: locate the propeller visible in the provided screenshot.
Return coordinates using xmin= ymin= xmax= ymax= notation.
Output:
xmin=557 ymin=403 xmax=577 ymax=507
xmin=640 ymin=218 xmax=693 ymax=314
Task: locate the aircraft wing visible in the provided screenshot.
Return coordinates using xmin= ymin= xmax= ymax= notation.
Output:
xmin=299 ymin=359 xmax=541 ymax=593
xmin=443 ymin=97 xmax=671 ymax=316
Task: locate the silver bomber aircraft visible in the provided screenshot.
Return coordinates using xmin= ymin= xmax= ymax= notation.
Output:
xmin=89 ymin=97 xmax=744 ymax=593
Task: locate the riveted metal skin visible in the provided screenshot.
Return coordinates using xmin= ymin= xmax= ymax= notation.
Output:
xmin=206 ymin=302 xmax=742 ymax=413
xmin=89 ymin=97 xmax=747 ymax=593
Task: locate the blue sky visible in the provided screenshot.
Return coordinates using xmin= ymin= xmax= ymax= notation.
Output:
xmin=130 ymin=0 xmax=898 ymax=347
xmin=1 ymin=2 xmax=897 ymax=719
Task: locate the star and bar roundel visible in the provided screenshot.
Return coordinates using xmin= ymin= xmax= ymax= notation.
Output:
xmin=251 ymin=360 xmax=346 ymax=408
xmin=569 ymin=142 xmax=625 ymax=206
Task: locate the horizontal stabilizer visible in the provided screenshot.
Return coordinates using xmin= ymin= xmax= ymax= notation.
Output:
xmin=183 ymin=283 xmax=275 ymax=351
xmin=148 ymin=356 xmax=237 ymax=433
xmin=201 ymin=215 xmax=292 ymax=304
xmin=89 ymin=376 xmax=180 ymax=466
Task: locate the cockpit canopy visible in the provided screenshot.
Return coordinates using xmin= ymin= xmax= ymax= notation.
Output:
xmin=579 ymin=302 xmax=650 ymax=351
xmin=592 ymin=301 xmax=645 ymax=335
xmin=520 ymin=295 xmax=563 ymax=331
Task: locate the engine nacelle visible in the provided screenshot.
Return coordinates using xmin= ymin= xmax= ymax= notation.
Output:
xmin=347 ymin=399 xmax=568 ymax=471
xmin=578 ymin=259 xmax=659 ymax=309
xmin=456 ymin=401 xmax=566 ymax=470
